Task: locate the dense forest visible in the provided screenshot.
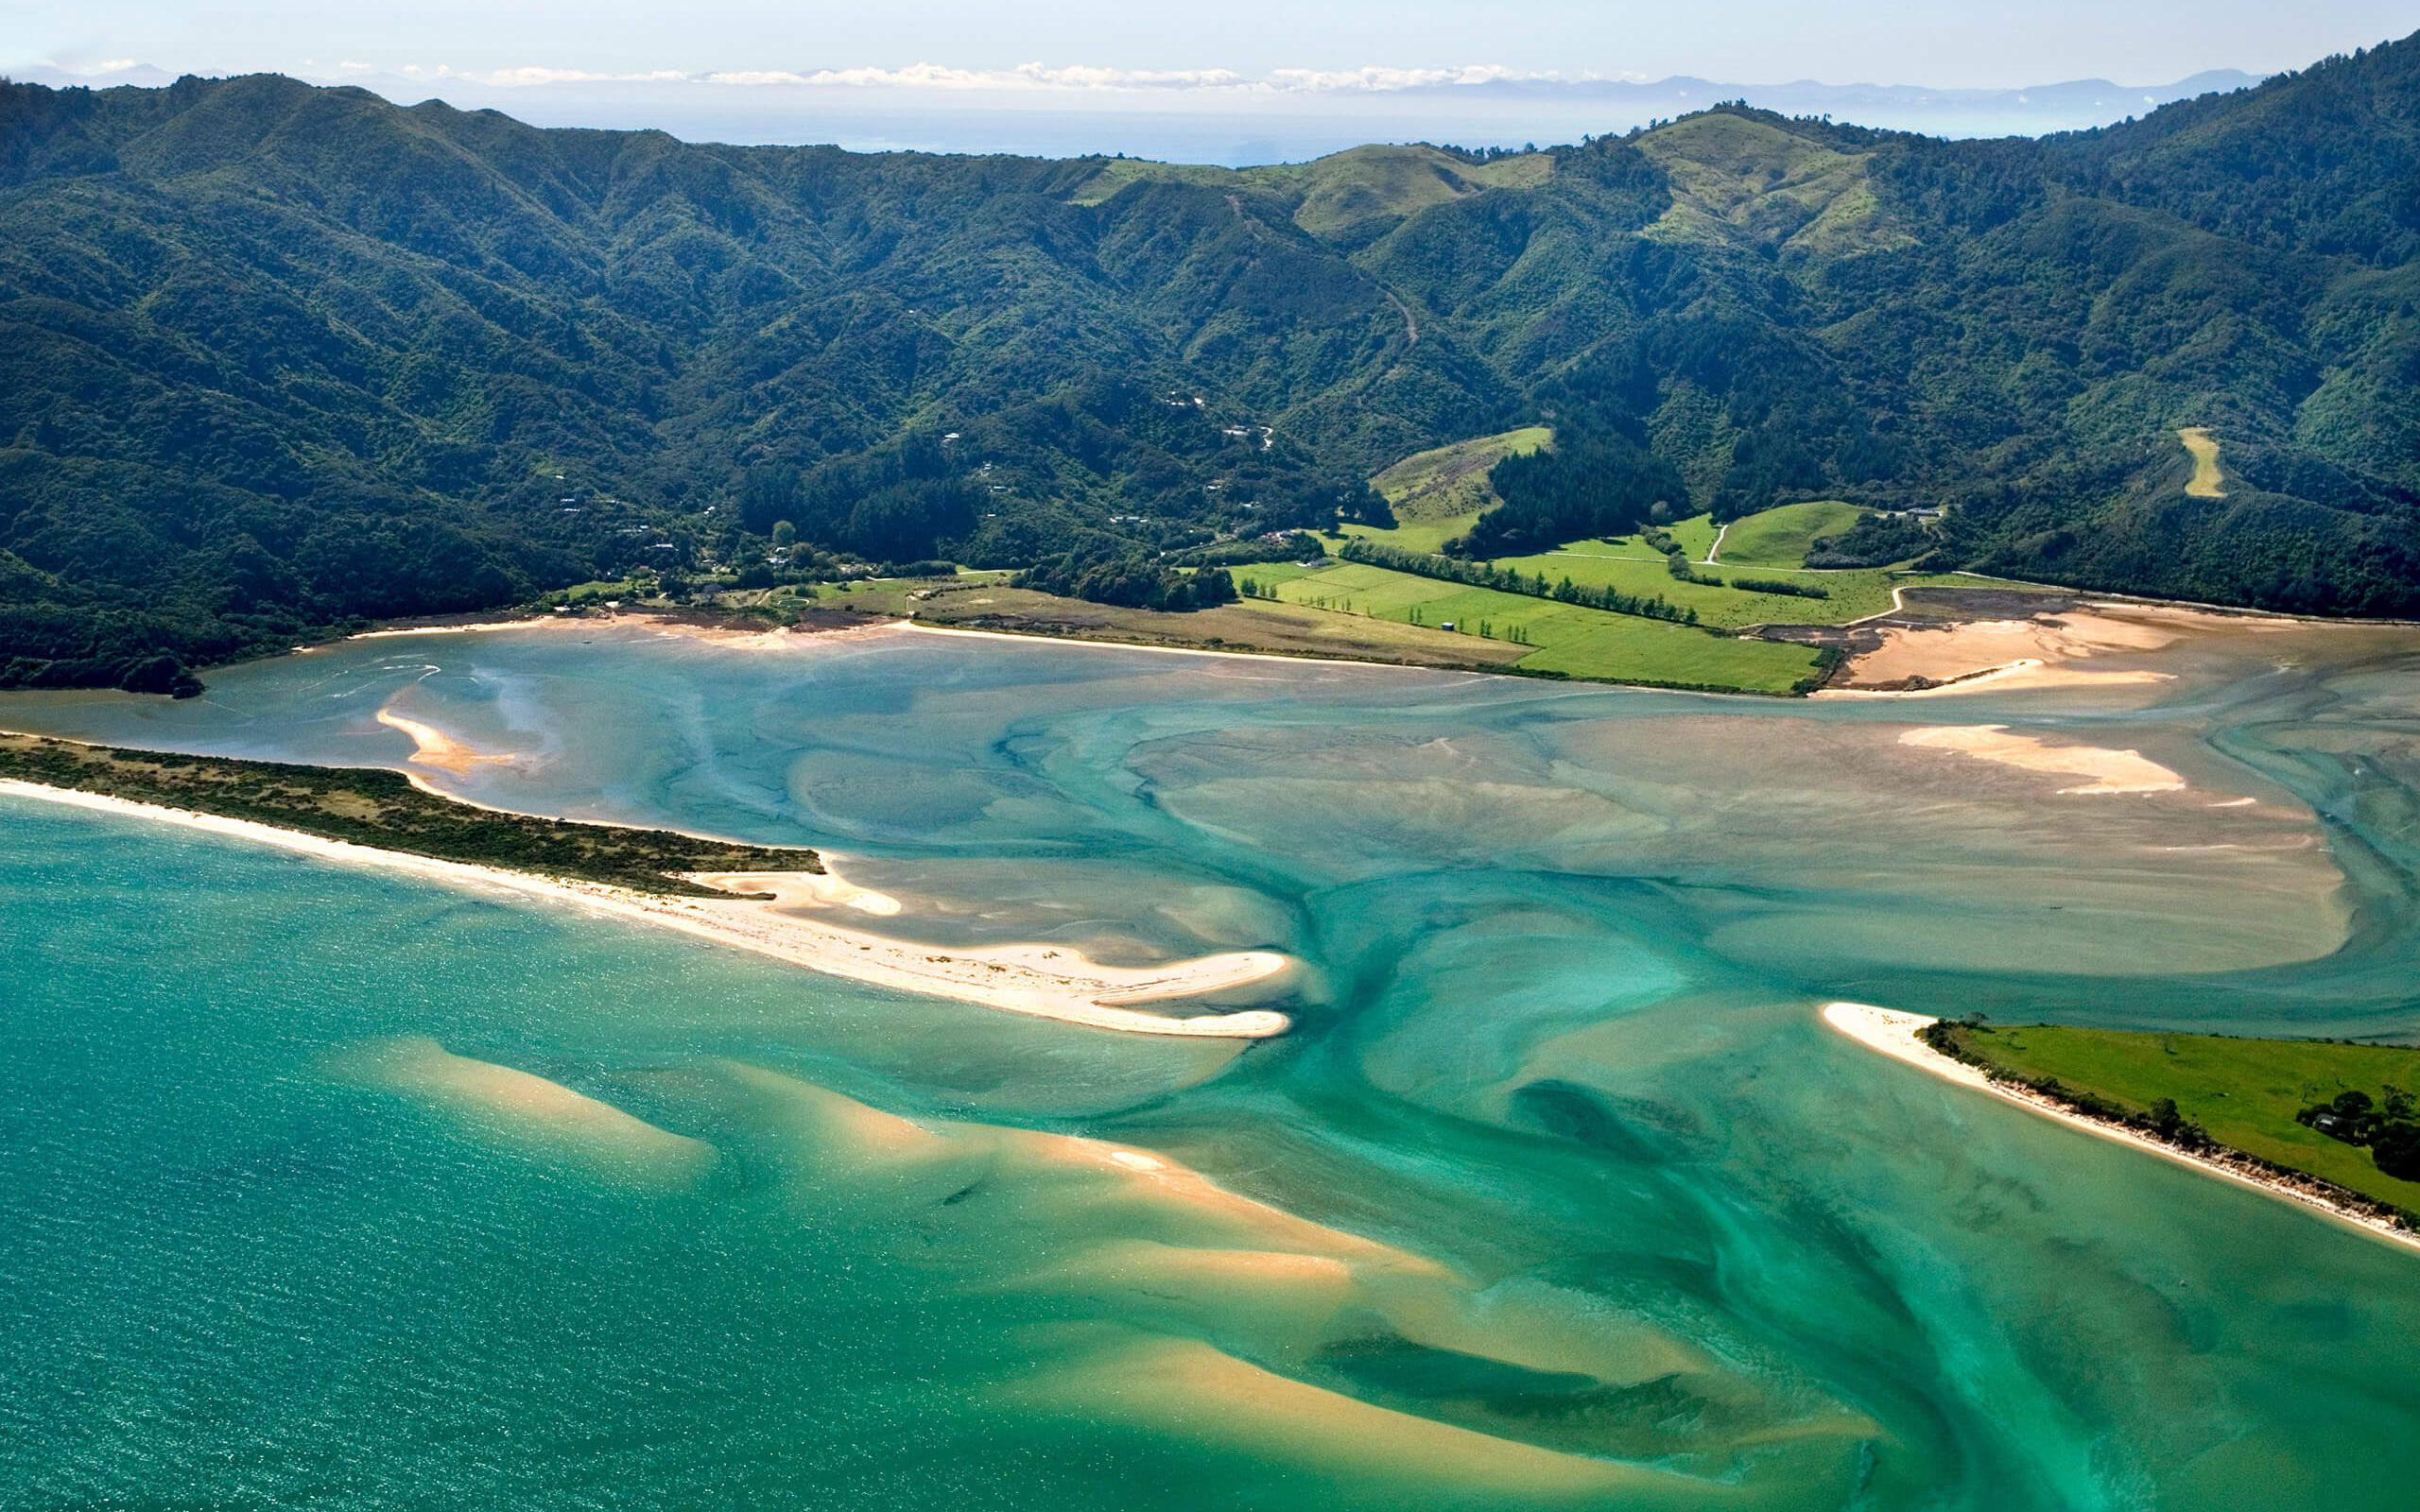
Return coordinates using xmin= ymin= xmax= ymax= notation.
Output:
xmin=2 ymin=32 xmax=2417 ymax=689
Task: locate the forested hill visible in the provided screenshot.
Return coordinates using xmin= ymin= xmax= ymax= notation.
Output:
xmin=3 ymin=33 xmax=2418 ymax=692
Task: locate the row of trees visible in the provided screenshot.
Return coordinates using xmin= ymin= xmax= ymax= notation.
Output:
xmin=1336 ymin=541 xmax=1699 ymax=624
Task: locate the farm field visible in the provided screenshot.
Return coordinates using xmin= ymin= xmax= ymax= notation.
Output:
xmin=1349 ymin=496 xmax=2047 ymax=629
xmin=1930 ymin=1022 xmax=2420 ymax=1212
xmin=1244 ymin=560 xmax=1828 ymax=692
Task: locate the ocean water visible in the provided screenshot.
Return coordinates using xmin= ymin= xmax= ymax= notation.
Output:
xmin=6 ymin=618 xmax=2420 ymax=1509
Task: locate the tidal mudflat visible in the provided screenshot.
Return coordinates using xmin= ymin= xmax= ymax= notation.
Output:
xmin=7 ymin=610 xmax=2420 ymax=1508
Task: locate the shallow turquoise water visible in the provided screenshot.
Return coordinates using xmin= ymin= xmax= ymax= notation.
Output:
xmin=7 ymin=620 xmax=2420 ymax=1508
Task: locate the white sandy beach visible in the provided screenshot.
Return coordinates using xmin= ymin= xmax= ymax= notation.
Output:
xmin=1821 ymin=1002 xmax=2420 ymax=1256
xmin=0 ymin=780 xmax=1293 ymax=1040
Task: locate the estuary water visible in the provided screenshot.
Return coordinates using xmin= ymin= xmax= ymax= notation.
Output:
xmin=7 ymin=616 xmax=2420 ymax=1509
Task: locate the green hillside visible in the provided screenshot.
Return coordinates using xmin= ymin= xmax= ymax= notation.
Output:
xmin=2 ymin=33 xmax=2419 ymax=693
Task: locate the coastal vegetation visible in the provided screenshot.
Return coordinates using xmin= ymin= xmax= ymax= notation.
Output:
xmin=5 ymin=36 xmax=2420 ymax=691
xmin=1920 ymin=1019 xmax=2420 ymax=1223
xmin=0 ymin=732 xmax=822 ymax=894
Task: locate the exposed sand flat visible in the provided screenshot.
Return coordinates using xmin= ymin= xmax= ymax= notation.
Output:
xmin=1000 ymin=1331 xmax=1705 ymax=1502
xmin=696 ymin=868 xmax=901 ymax=917
xmin=374 ymin=704 xmax=521 ymax=776
xmin=1820 ymin=1004 xmax=2420 ymax=1257
xmin=346 ymin=1036 xmax=715 ymax=1179
xmin=1823 ymin=599 xmax=2310 ymax=696
xmin=1818 ymin=659 xmax=2174 ymax=699
xmin=0 ymin=782 xmax=1292 ymax=1040
xmin=1898 ymin=724 xmax=2186 ymax=794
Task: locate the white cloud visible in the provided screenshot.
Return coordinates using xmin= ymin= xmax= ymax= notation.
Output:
xmin=336 ymin=60 xmax=376 ymax=75
xmin=94 ymin=58 xmax=140 ymax=74
xmin=353 ymin=60 xmax=1597 ymax=94
xmin=472 ymin=65 xmax=691 ymax=87
xmin=1265 ymin=64 xmax=1534 ymax=92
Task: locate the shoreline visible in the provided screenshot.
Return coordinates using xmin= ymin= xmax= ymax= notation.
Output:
xmin=0 ymin=779 xmax=1293 ymax=1040
xmin=898 ymin=621 xmax=1469 ymax=678
xmin=1820 ymin=1003 xmax=2420 ymax=1257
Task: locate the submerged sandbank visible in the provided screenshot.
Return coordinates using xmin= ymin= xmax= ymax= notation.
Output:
xmin=344 ymin=1036 xmax=715 ymax=1180
xmin=0 ymin=781 xmax=1292 ymax=1040
xmin=997 ymin=1328 xmax=1701 ymax=1501
xmin=1821 ymin=1003 xmax=2420 ymax=1256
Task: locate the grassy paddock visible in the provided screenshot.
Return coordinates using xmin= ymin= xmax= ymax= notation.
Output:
xmin=1246 ymin=560 xmax=1825 ymax=692
xmin=1932 ymin=1022 xmax=2420 ymax=1211
xmin=1346 ymin=501 xmax=2009 ymax=628
xmin=1713 ymin=501 xmax=1869 ymax=567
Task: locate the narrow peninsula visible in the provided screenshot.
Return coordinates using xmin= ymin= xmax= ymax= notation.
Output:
xmin=0 ymin=732 xmax=1292 ymax=1040
xmin=0 ymin=730 xmax=822 ymax=895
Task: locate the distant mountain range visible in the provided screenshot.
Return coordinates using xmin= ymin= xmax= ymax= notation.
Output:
xmin=12 ymin=61 xmax=2266 ymax=163
xmin=1 ymin=33 xmax=2415 ymax=692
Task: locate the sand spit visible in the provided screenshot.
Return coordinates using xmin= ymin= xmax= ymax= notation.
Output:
xmin=1821 ymin=1003 xmax=2420 ymax=1258
xmin=0 ymin=782 xmax=1292 ymax=1039
xmin=1898 ymin=724 xmax=2187 ymax=795
xmin=346 ymin=1036 xmax=715 ymax=1180
xmin=374 ymin=704 xmax=522 ymax=776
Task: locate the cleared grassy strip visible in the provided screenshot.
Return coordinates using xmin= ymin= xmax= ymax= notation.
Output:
xmin=1340 ymin=511 xmax=1479 ymax=556
xmin=2179 ymin=427 xmax=2226 ymax=499
xmin=1248 ymin=561 xmax=1826 ymax=693
xmin=1344 ymin=424 xmax=1554 ymax=554
xmin=1713 ymin=501 xmax=1868 ymax=567
xmin=1930 ymin=1022 xmax=2420 ymax=1213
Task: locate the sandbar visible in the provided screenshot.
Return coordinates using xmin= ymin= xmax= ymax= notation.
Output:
xmin=1898 ymin=724 xmax=2186 ymax=794
xmin=1821 ymin=1003 xmax=2420 ymax=1256
xmin=375 ymin=703 xmax=521 ymax=776
xmin=0 ymin=781 xmax=1291 ymax=1039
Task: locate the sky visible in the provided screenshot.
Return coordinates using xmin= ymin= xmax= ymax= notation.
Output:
xmin=13 ymin=1 xmax=2415 ymax=91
